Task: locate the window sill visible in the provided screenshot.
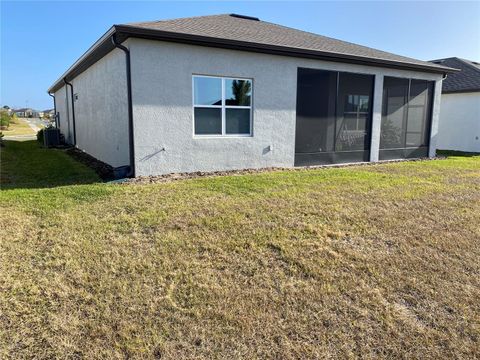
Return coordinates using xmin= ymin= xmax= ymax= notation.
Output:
xmin=193 ymin=134 xmax=253 ymax=139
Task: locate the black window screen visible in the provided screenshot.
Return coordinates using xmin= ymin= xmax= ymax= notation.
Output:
xmin=407 ymin=80 xmax=433 ymax=147
xmin=380 ymin=77 xmax=409 ymax=149
xmin=380 ymin=77 xmax=434 ymax=159
xmin=295 ymin=68 xmax=374 ymax=165
xmin=295 ymin=69 xmax=337 ymax=154
xmin=336 ymin=72 xmax=374 ymax=152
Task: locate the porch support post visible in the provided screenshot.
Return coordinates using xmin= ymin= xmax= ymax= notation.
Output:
xmin=428 ymin=78 xmax=443 ymax=158
xmin=370 ymin=74 xmax=384 ymax=162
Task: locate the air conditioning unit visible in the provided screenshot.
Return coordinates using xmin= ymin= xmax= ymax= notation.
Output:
xmin=43 ymin=128 xmax=61 ymax=148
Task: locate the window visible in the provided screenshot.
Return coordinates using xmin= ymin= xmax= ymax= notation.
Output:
xmin=193 ymin=75 xmax=252 ymax=136
xmin=380 ymin=77 xmax=434 ymax=150
xmin=295 ymin=69 xmax=337 ymax=154
xmin=406 ymin=80 xmax=433 ymax=147
xmin=335 ymin=72 xmax=374 ymax=152
xmin=380 ymin=77 xmax=409 ymax=149
xmin=295 ymin=68 xmax=374 ymax=165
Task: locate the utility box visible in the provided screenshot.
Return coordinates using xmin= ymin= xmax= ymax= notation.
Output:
xmin=43 ymin=128 xmax=61 ymax=148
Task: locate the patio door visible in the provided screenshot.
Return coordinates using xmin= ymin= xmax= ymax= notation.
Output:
xmin=379 ymin=77 xmax=434 ymax=159
xmin=295 ymin=68 xmax=374 ymax=166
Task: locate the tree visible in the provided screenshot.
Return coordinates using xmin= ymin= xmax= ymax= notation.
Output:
xmin=0 ymin=110 xmax=11 ymax=130
xmin=380 ymin=118 xmax=403 ymax=147
xmin=231 ymin=80 xmax=251 ymax=105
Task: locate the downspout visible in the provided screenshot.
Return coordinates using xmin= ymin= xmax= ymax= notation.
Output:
xmin=111 ymin=34 xmax=135 ymax=177
xmin=63 ymin=78 xmax=77 ymax=146
xmin=48 ymin=92 xmax=57 ymax=128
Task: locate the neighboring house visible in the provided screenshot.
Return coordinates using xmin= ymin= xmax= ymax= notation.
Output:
xmin=42 ymin=109 xmax=55 ymax=119
xmin=47 ymin=14 xmax=456 ymax=177
xmin=430 ymin=57 xmax=480 ymax=153
xmin=14 ymin=108 xmax=34 ymax=118
xmin=2 ymin=106 xmax=12 ymax=115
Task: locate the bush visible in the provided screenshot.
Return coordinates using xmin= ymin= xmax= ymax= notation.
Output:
xmin=37 ymin=128 xmax=44 ymax=144
xmin=0 ymin=110 xmax=11 ymax=130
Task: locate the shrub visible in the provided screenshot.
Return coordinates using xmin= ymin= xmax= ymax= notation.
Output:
xmin=0 ymin=110 xmax=11 ymax=130
xmin=37 ymin=128 xmax=45 ymax=144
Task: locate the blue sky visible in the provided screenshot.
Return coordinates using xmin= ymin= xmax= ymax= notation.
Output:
xmin=1 ymin=1 xmax=479 ymax=110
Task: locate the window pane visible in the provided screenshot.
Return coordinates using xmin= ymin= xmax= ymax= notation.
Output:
xmin=380 ymin=77 xmax=409 ymax=149
xmin=336 ymin=73 xmax=374 ymax=151
xmin=406 ymin=80 xmax=432 ymax=147
xmin=406 ymin=132 xmax=422 ymax=147
xmin=409 ymin=81 xmax=428 ymax=106
xmin=381 ymin=78 xmax=433 ymax=150
xmin=225 ymin=79 xmax=252 ymax=106
xmin=295 ymin=69 xmax=337 ymax=153
xmin=194 ymin=108 xmax=222 ymax=135
xmin=226 ymin=109 xmax=250 ymax=134
xmin=194 ymin=77 xmax=222 ymax=105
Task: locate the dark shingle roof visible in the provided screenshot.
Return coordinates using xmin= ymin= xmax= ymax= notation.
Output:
xmin=48 ymin=14 xmax=458 ymax=93
xmin=13 ymin=108 xmax=33 ymax=112
xmin=125 ymin=14 xmax=452 ymax=72
xmin=430 ymin=57 xmax=480 ymax=93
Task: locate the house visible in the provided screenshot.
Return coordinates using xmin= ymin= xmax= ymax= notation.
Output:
xmin=14 ymin=108 xmax=34 ymax=118
xmin=36 ymin=109 xmax=54 ymax=119
xmin=2 ymin=107 xmax=13 ymax=116
xmin=47 ymin=14 xmax=457 ymax=177
xmin=41 ymin=109 xmax=55 ymax=120
xmin=429 ymin=57 xmax=480 ymax=153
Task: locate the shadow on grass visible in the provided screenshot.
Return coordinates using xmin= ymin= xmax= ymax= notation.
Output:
xmin=437 ymin=149 xmax=480 ymax=157
xmin=0 ymin=140 xmax=103 ymax=190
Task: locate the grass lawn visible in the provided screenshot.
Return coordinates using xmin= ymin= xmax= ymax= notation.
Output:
xmin=1 ymin=117 xmax=37 ymax=136
xmin=1 ymin=140 xmax=100 ymax=188
xmin=1 ymin=141 xmax=479 ymax=358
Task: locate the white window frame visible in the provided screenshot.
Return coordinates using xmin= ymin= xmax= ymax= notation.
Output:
xmin=192 ymin=74 xmax=253 ymax=137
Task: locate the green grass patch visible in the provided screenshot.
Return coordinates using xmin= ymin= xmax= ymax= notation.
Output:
xmin=437 ymin=149 xmax=480 ymax=157
xmin=0 ymin=140 xmax=100 ymax=189
xmin=1 ymin=144 xmax=479 ymax=358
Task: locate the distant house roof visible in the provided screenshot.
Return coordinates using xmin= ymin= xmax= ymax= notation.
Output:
xmin=430 ymin=57 xmax=480 ymax=93
xmin=48 ymin=14 xmax=457 ymax=93
xmin=13 ymin=108 xmax=33 ymax=112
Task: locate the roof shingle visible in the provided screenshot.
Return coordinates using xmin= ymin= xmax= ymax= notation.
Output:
xmin=125 ymin=14 xmax=453 ymax=72
xmin=430 ymin=57 xmax=480 ymax=93
xmin=48 ymin=14 xmax=458 ymax=93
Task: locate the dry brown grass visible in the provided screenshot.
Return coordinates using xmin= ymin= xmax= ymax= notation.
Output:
xmin=1 ymin=154 xmax=479 ymax=359
xmin=1 ymin=118 xmax=36 ymax=136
